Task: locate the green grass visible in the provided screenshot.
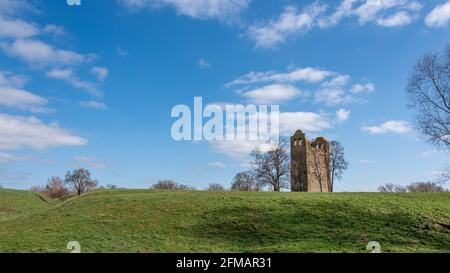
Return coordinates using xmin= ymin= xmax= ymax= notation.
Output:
xmin=0 ymin=189 xmax=449 ymax=253
xmin=0 ymin=189 xmax=55 ymax=221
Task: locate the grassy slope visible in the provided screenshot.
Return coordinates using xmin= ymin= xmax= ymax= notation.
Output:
xmin=0 ymin=189 xmax=54 ymax=221
xmin=0 ymin=189 xmax=449 ymax=253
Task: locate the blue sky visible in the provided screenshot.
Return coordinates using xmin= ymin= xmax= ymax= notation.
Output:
xmin=0 ymin=0 xmax=449 ymax=191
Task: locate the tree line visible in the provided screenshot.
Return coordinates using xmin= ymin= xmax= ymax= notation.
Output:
xmin=378 ymin=182 xmax=448 ymax=193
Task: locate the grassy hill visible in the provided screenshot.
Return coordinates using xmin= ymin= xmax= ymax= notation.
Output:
xmin=0 ymin=189 xmax=54 ymax=221
xmin=0 ymin=189 xmax=449 ymax=253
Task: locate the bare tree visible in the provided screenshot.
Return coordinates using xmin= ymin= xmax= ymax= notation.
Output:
xmin=152 ymin=180 xmax=178 ymax=190
xmin=231 ymin=172 xmax=260 ymax=191
xmin=31 ymin=177 xmax=72 ymax=198
xmin=328 ymin=141 xmax=349 ymax=192
xmin=45 ymin=177 xmax=71 ymax=198
xmin=65 ymin=169 xmax=98 ymax=196
xmin=378 ymin=182 xmax=447 ymax=192
xmin=407 ymin=182 xmax=447 ymax=193
xmin=207 ymin=183 xmax=225 ymax=191
xmin=407 ymin=45 xmax=450 ymax=150
xmin=250 ymin=140 xmax=290 ymax=192
xmin=151 ymin=180 xmax=195 ymax=190
xmin=435 ymin=167 xmax=450 ymax=184
xmin=311 ymin=150 xmax=326 ymax=192
xmin=378 ymin=183 xmax=407 ymax=193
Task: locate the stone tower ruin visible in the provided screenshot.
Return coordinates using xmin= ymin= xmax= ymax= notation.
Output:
xmin=291 ymin=130 xmax=331 ymax=192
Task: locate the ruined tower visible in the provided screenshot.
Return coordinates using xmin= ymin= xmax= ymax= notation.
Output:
xmin=291 ymin=130 xmax=331 ymax=192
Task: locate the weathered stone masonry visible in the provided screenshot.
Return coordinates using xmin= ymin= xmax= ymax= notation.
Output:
xmin=291 ymin=130 xmax=331 ymax=192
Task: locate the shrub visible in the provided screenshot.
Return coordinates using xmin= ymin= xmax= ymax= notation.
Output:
xmin=151 ymin=180 xmax=195 ymax=190
xmin=378 ymin=182 xmax=447 ymax=193
xmin=32 ymin=177 xmax=71 ymax=199
xmin=407 ymin=182 xmax=446 ymax=193
xmin=231 ymin=172 xmax=261 ymax=191
xmin=208 ymin=183 xmax=225 ymax=191
xmin=378 ymin=183 xmax=407 ymax=193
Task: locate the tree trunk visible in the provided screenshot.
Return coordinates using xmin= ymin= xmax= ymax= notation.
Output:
xmin=274 ymin=180 xmax=280 ymax=192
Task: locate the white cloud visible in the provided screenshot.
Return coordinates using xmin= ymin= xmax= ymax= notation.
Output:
xmin=318 ymin=0 xmax=358 ymax=28
xmin=336 ymin=109 xmax=350 ymax=123
xmin=0 ymin=0 xmax=35 ymax=17
xmin=229 ymin=67 xmax=374 ymax=106
xmin=211 ymin=140 xmax=267 ymax=161
xmin=321 ymin=75 xmax=351 ymax=88
xmin=198 ymin=58 xmax=212 ymax=69
xmin=91 ymin=66 xmax=109 ymax=82
xmin=353 ymin=0 xmax=421 ymax=24
xmin=248 ymin=3 xmax=327 ymax=48
xmin=405 ymin=1 xmax=424 ymax=12
xmin=118 ymin=0 xmax=250 ymax=21
xmin=315 ymin=87 xmax=356 ymax=105
xmin=226 ymin=67 xmax=334 ymax=87
xmin=425 ymin=0 xmax=450 ymax=27
xmin=350 ymin=82 xmax=375 ymax=94
xmin=43 ymin=24 xmax=67 ymax=37
xmin=211 ymin=141 xmax=252 ymax=160
xmin=207 ymin=162 xmax=227 ymax=168
xmin=249 ymin=0 xmax=422 ymax=48
xmin=0 ymin=39 xmax=89 ymax=67
xmin=46 ymin=69 xmax=100 ymax=96
xmin=0 ymin=113 xmax=87 ymax=150
xmin=354 ymin=0 xmax=400 ymax=23
xmin=240 ymin=84 xmax=301 ymax=104
xmin=210 ymin=110 xmax=332 ymax=160
xmin=0 ymin=70 xmax=28 ymax=88
xmin=315 ymin=81 xmax=374 ymax=105
xmin=279 ymin=111 xmax=332 ymax=135
xmin=376 ymin=11 xmax=413 ymax=27
xmin=79 ymin=101 xmax=108 ymax=110
xmin=0 ymin=87 xmax=52 ymax=113
xmin=0 ymin=17 xmax=39 ymax=39
xmin=74 ymin=156 xmax=106 ymax=169
xmin=0 ymin=70 xmax=51 ymax=113
xmin=362 ymin=120 xmax=412 ymax=134
xmin=0 ymin=152 xmax=32 ymax=163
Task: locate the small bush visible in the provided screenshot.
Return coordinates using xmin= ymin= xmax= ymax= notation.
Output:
xmin=231 ymin=172 xmax=261 ymax=192
xmin=208 ymin=183 xmax=225 ymax=191
xmin=151 ymin=180 xmax=195 ymax=190
xmin=32 ymin=177 xmax=72 ymax=199
xmin=378 ymin=183 xmax=407 ymax=193
xmin=378 ymin=182 xmax=447 ymax=193
xmin=407 ymin=182 xmax=446 ymax=193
